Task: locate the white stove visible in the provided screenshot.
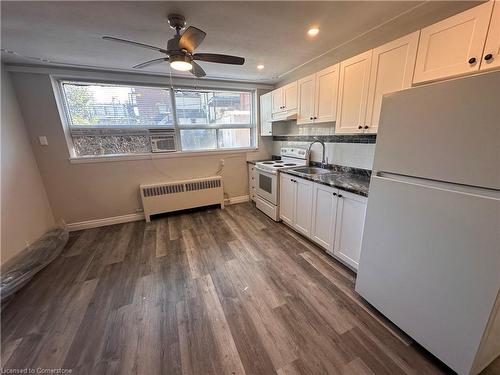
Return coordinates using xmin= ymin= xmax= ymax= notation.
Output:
xmin=254 ymin=147 xmax=309 ymax=221
xmin=255 ymin=147 xmax=309 ymax=174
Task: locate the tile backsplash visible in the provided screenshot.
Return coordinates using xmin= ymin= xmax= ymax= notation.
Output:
xmin=271 ymin=121 xmax=376 ymax=170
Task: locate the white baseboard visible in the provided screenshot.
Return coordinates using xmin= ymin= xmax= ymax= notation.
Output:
xmin=67 ymin=213 xmax=145 ymax=231
xmin=67 ymin=197 xmax=248 ymax=231
xmin=225 ymin=195 xmax=250 ymax=205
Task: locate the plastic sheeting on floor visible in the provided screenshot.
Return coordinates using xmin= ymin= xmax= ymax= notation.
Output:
xmin=1 ymin=227 xmax=68 ymax=306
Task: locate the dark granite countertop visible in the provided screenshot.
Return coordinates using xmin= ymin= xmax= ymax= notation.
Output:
xmin=282 ymin=165 xmax=370 ymax=197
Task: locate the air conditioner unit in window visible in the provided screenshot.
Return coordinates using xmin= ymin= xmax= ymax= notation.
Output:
xmin=149 ymin=128 xmax=176 ymax=153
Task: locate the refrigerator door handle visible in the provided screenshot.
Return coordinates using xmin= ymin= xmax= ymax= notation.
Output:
xmin=374 ymin=172 xmax=500 ymax=200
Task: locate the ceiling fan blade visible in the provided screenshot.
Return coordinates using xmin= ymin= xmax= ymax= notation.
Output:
xmin=191 ymin=61 xmax=206 ymax=78
xmin=178 ymin=26 xmax=206 ymax=52
xmin=193 ymin=53 xmax=244 ymax=65
xmin=132 ymin=57 xmax=169 ymax=69
xmin=103 ymin=36 xmax=168 ymax=54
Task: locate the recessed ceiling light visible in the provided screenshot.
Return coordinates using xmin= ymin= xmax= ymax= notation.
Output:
xmin=257 ymin=64 xmax=265 ymax=70
xmin=308 ymin=27 xmax=320 ymax=37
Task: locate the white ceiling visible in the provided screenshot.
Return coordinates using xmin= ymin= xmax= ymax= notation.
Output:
xmin=1 ymin=1 xmax=482 ymax=83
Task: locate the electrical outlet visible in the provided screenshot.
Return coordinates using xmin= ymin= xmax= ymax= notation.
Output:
xmin=39 ymin=136 xmax=48 ymax=146
xmin=220 ymin=159 xmax=225 ymax=167
xmin=136 ymin=208 xmax=144 ymax=213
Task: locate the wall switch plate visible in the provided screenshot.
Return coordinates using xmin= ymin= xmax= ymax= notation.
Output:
xmin=39 ymin=136 xmax=48 ymax=146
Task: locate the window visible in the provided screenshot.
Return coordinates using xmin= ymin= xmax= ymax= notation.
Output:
xmin=174 ymin=89 xmax=253 ymax=151
xmin=59 ymin=80 xmax=256 ymax=158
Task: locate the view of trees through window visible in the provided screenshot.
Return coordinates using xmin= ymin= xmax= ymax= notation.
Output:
xmin=61 ymin=81 xmax=255 ymax=156
xmin=63 ymin=82 xmax=173 ymax=127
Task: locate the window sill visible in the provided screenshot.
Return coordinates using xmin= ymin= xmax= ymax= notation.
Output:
xmin=69 ymin=148 xmax=260 ymax=164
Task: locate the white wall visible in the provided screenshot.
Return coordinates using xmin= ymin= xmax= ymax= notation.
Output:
xmin=1 ymin=65 xmax=55 ymax=264
xmin=8 ymin=70 xmax=272 ymax=225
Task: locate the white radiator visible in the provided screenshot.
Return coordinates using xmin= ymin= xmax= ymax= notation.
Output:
xmin=140 ymin=176 xmax=224 ymax=222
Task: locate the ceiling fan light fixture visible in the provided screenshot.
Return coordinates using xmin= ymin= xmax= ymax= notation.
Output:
xmin=170 ymin=55 xmax=192 ymax=71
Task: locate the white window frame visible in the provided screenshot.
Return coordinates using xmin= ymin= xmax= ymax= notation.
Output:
xmin=173 ymin=87 xmax=256 ymax=151
xmin=51 ymin=75 xmax=259 ymax=162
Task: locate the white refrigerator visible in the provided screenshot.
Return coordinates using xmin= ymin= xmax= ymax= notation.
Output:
xmin=355 ymin=71 xmax=500 ymax=375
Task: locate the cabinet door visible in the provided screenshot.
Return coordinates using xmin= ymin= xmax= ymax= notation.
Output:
xmin=314 ymin=64 xmax=339 ymax=124
xmin=336 ymin=50 xmax=373 ymax=134
xmin=413 ymin=2 xmax=493 ymax=84
xmin=293 ymin=177 xmax=314 ymax=236
xmin=297 ymin=74 xmax=316 ymax=124
xmin=366 ymin=31 xmax=419 ymax=133
xmin=282 ymin=81 xmax=298 ymax=111
xmin=334 ymin=191 xmax=367 ymax=270
xmin=311 ymin=184 xmax=338 ymax=252
xmin=481 ymin=1 xmax=500 ymax=71
xmin=259 ymin=92 xmax=273 ymax=136
xmin=279 ymin=174 xmax=296 ymax=226
xmin=271 ymin=88 xmax=283 ymax=114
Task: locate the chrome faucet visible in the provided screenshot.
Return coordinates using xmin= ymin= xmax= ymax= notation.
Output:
xmin=308 ymin=139 xmax=328 ymax=168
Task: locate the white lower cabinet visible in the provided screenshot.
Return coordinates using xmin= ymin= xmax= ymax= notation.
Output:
xmin=279 ymin=174 xmax=313 ymax=235
xmin=311 ymin=183 xmax=338 ymax=251
xmin=279 ymin=174 xmax=296 ymax=226
xmin=333 ymin=190 xmax=368 ymax=270
xmin=293 ymin=177 xmax=314 ymax=236
xmin=279 ymin=174 xmax=367 ymax=271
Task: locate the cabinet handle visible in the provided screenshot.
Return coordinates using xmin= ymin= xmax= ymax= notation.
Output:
xmin=364 ymin=125 xmax=369 ymax=129
xmin=484 ymin=53 xmax=493 ymax=61
xmin=358 ymin=125 xmax=363 ymax=130
xmin=468 ymin=57 xmax=477 ymax=64
xmin=338 ymin=194 xmax=343 ymax=198
xmin=310 ymin=117 xmax=313 ymax=120
xmin=332 ymin=192 xmax=337 ymax=196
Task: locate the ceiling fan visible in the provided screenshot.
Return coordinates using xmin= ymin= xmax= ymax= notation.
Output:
xmin=103 ymin=14 xmax=245 ymax=77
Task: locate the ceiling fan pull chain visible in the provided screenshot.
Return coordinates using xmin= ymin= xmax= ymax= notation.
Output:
xmin=168 ymin=66 xmax=174 ymax=90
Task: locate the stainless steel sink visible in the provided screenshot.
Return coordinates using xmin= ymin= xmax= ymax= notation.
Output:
xmin=291 ymin=167 xmax=331 ymax=175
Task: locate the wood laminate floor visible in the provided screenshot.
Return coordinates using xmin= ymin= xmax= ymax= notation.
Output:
xmin=1 ymin=203 xmax=499 ymax=374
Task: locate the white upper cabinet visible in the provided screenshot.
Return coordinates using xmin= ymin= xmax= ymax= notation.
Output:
xmin=297 ymin=64 xmax=339 ymax=125
xmin=259 ymin=92 xmax=273 ymax=137
xmin=336 ymin=50 xmax=373 ymax=134
xmin=333 ymin=190 xmax=367 ymax=270
xmin=365 ymin=31 xmax=419 ymax=133
xmin=297 ymin=74 xmax=316 ymax=124
xmin=314 ymin=64 xmax=339 ymax=124
xmin=283 ymin=81 xmax=298 ymax=111
xmin=271 ymin=88 xmax=283 ymax=113
xmin=481 ymin=1 xmax=500 ymax=71
xmin=271 ymin=81 xmax=298 ymax=115
xmin=413 ymin=1 xmax=494 ymax=84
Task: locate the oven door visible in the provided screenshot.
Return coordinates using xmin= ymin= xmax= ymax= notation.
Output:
xmin=256 ymin=168 xmax=277 ymax=205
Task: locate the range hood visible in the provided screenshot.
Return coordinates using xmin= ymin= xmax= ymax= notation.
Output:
xmin=271 ymin=109 xmax=297 ymax=122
